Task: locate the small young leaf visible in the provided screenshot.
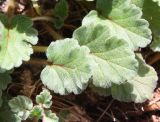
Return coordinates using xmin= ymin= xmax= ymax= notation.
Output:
xmin=41 ymin=38 xmax=93 ymax=95
xmin=73 ymin=24 xmax=138 ymax=88
xmin=30 ymin=106 xmax=43 ymax=119
xmin=43 ymin=110 xmax=59 ymax=122
xmin=36 ymin=89 xmax=52 ymax=108
xmin=53 ymin=0 xmax=68 ymax=29
xmin=83 ymin=0 xmax=152 ymax=50
xmin=9 ymin=95 xmax=33 ymax=120
xmin=0 ymin=14 xmax=38 ymax=70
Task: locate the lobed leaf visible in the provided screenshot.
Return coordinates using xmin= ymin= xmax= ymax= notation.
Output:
xmin=73 ymin=24 xmax=138 ymax=88
xmin=9 ymin=95 xmax=33 ymax=120
xmin=36 ymin=89 xmax=52 ymax=108
xmin=82 ymin=0 xmax=152 ymax=50
xmin=30 ymin=106 xmax=43 ymax=119
xmin=53 ymin=0 xmax=69 ymax=29
xmin=41 ymin=38 xmax=93 ymax=95
xmin=0 ymin=14 xmax=38 ymax=70
xmin=91 ymin=54 xmax=158 ymax=103
xmin=43 ymin=110 xmax=59 ymax=122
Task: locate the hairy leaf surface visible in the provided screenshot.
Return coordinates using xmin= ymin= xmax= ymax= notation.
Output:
xmin=41 ymin=38 xmax=93 ymax=95
xmin=0 ymin=14 xmax=38 ymax=70
xmin=73 ymin=24 xmax=138 ymax=88
xmin=53 ymin=0 xmax=68 ymax=29
xmin=91 ymin=55 xmax=158 ymax=103
xmin=9 ymin=95 xmax=33 ymax=120
xmin=43 ymin=110 xmax=59 ymax=122
xmin=82 ymin=0 xmax=151 ymax=50
xmin=36 ymin=89 xmax=52 ymax=108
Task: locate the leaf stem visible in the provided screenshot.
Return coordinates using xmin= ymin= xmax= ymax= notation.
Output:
xmin=6 ymin=0 xmax=16 ymax=17
xmin=32 ymin=16 xmax=54 ymax=22
xmin=42 ymin=22 xmax=63 ymax=40
xmin=33 ymin=46 xmax=47 ymax=53
xmin=24 ymin=59 xmax=50 ymax=66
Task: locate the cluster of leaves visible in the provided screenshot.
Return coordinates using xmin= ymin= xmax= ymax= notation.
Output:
xmin=40 ymin=0 xmax=158 ymax=103
xmin=8 ymin=89 xmax=59 ymax=122
xmin=0 ymin=0 xmax=160 ymax=121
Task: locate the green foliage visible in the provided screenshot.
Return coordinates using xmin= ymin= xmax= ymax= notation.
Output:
xmin=0 ymin=97 xmax=21 ymax=122
xmin=41 ymin=38 xmax=93 ymax=95
xmin=43 ymin=110 xmax=59 ymax=122
xmin=30 ymin=106 xmax=43 ymax=119
xmin=0 ymin=69 xmax=11 ymax=90
xmin=0 ymin=14 xmax=38 ymax=70
xmin=8 ymin=89 xmax=58 ymax=122
xmin=91 ymin=0 xmax=152 ymax=51
xmin=0 ymin=1 xmax=160 ymax=121
xmin=0 ymin=69 xmax=12 ymax=107
xmin=36 ymin=89 xmax=52 ymax=108
xmin=131 ymin=0 xmax=160 ymax=52
xmin=8 ymin=95 xmax=33 ymax=120
xmin=90 ymin=54 xmax=158 ymax=103
xmin=53 ymin=0 xmax=69 ymax=29
xmin=142 ymin=0 xmax=160 ymax=52
xmin=73 ymin=24 xmax=138 ymax=88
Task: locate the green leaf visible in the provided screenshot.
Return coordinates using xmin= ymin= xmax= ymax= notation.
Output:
xmin=43 ymin=110 xmax=59 ymax=122
xmin=0 ymin=97 xmax=21 ymax=122
xmin=92 ymin=54 xmax=158 ymax=103
xmin=82 ymin=0 xmax=152 ymax=50
xmin=0 ymin=14 xmax=38 ymax=70
xmin=9 ymin=95 xmax=33 ymax=120
xmin=30 ymin=106 xmax=43 ymax=119
xmin=132 ymin=0 xmax=144 ymax=8
xmin=41 ymin=38 xmax=93 ymax=95
xmin=53 ymin=0 xmax=68 ymax=29
xmin=73 ymin=24 xmax=138 ymax=88
xmin=112 ymin=55 xmax=157 ymax=103
xmin=36 ymin=89 xmax=52 ymax=108
xmin=0 ymin=69 xmax=11 ymax=90
xmin=141 ymin=0 xmax=160 ymax=52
